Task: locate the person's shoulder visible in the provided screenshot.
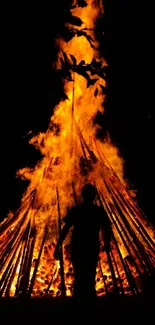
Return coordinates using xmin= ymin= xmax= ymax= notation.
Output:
xmin=67 ymin=205 xmax=81 ymax=215
xmin=71 ymin=204 xmax=81 ymax=211
xmin=63 ymin=205 xmax=77 ymax=223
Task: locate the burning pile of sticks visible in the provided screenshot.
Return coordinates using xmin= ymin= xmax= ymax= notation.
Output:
xmin=0 ymin=130 xmax=155 ymax=298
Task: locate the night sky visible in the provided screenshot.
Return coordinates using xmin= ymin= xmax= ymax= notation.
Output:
xmin=0 ymin=1 xmax=154 ymax=224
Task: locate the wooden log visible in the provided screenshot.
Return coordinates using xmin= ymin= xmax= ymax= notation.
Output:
xmin=0 ymin=199 xmax=32 ymax=267
xmin=94 ymin=138 xmax=155 ymax=249
xmin=0 ymin=190 xmax=34 ymax=236
xmin=44 ymin=264 xmax=58 ymax=295
xmin=109 ymin=176 xmax=155 ymax=255
xmin=101 ymin=177 xmax=143 ymax=278
xmin=0 ymin=240 xmax=23 ymax=296
xmin=22 ymin=227 xmax=36 ymax=295
xmin=98 ymin=259 xmax=108 ymax=294
xmin=72 ymin=181 xmax=77 ymax=205
xmin=105 ymin=249 xmax=119 ymax=294
xmin=110 ymin=250 xmax=124 ymax=294
xmin=105 ymin=176 xmax=154 ymax=273
xmin=0 ymin=265 xmax=14 ymax=297
xmin=15 ymin=221 xmax=32 ymax=295
xmin=5 ymin=245 xmax=23 ymax=297
xmin=15 ymin=240 xmax=27 ymax=296
xmin=0 ymin=214 xmax=29 ymax=274
xmin=56 ymin=187 xmax=66 ymax=297
xmin=96 ymin=187 xmax=137 ymax=295
xmin=28 ymin=226 xmax=48 ymax=296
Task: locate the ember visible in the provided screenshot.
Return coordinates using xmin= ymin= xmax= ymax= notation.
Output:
xmin=0 ymin=0 xmax=155 ymax=298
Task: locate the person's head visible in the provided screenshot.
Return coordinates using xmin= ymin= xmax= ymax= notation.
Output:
xmin=81 ymin=183 xmax=96 ymax=203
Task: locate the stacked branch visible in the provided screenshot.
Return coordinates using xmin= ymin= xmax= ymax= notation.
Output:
xmin=0 ymin=120 xmax=155 ymax=297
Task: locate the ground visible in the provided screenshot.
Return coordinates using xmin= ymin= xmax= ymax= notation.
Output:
xmin=0 ymin=294 xmax=154 ymax=325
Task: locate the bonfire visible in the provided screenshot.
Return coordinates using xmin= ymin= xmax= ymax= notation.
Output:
xmin=0 ymin=0 xmax=154 ymax=298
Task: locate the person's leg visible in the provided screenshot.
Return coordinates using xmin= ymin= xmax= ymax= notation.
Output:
xmin=72 ymin=261 xmax=84 ymax=297
xmin=71 ymin=251 xmax=84 ymax=297
xmin=71 ymin=249 xmax=99 ymax=298
xmin=82 ymin=258 xmax=97 ymax=297
xmin=73 ymin=255 xmax=98 ymax=298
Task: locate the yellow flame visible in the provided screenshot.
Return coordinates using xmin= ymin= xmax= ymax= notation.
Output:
xmin=2 ymin=0 xmax=154 ymax=298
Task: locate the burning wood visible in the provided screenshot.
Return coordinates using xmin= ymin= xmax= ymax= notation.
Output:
xmin=0 ymin=0 xmax=155 ymax=298
xmin=56 ymin=187 xmax=66 ymax=297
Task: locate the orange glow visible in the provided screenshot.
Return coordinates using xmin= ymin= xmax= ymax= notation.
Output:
xmin=0 ymin=0 xmax=154 ymax=298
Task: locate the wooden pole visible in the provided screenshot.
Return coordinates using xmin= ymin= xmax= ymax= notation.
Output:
xmin=0 ymin=213 xmax=29 ymax=274
xmin=44 ymin=264 xmax=58 ymax=296
xmin=5 ymin=246 xmax=23 ymax=297
xmin=98 ymin=259 xmax=108 ymax=294
xmin=0 ymin=190 xmax=35 ymax=236
xmin=110 ymin=250 xmax=124 ymax=294
xmin=104 ymin=176 xmax=153 ymax=273
xmin=96 ymin=186 xmax=138 ymax=295
xmin=71 ymin=181 xmax=77 ymax=205
xmin=56 ymin=187 xmax=66 ymax=297
xmin=28 ymin=226 xmax=48 ymax=297
xmin=94 ymin=138 xmax=155 ymax=247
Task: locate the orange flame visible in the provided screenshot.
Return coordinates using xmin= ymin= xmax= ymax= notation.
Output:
xmin=15 ymin=0 xmax=126 ymax=296
xmin=0 ymin=0 xmax=154 ymax=298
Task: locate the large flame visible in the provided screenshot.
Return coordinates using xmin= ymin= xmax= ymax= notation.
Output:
xmin=0 ymin=0 xmax=154 ymax=298
xmin=18 ymin=0 xmax=124 ymax=220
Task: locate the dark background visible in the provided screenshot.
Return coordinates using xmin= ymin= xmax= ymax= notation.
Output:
xmin=0 ymin=1 xmax=154 ymax=224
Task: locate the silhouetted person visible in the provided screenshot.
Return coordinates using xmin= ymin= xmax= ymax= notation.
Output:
xmin=54 ymin=183 xmax=112 ymax=298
